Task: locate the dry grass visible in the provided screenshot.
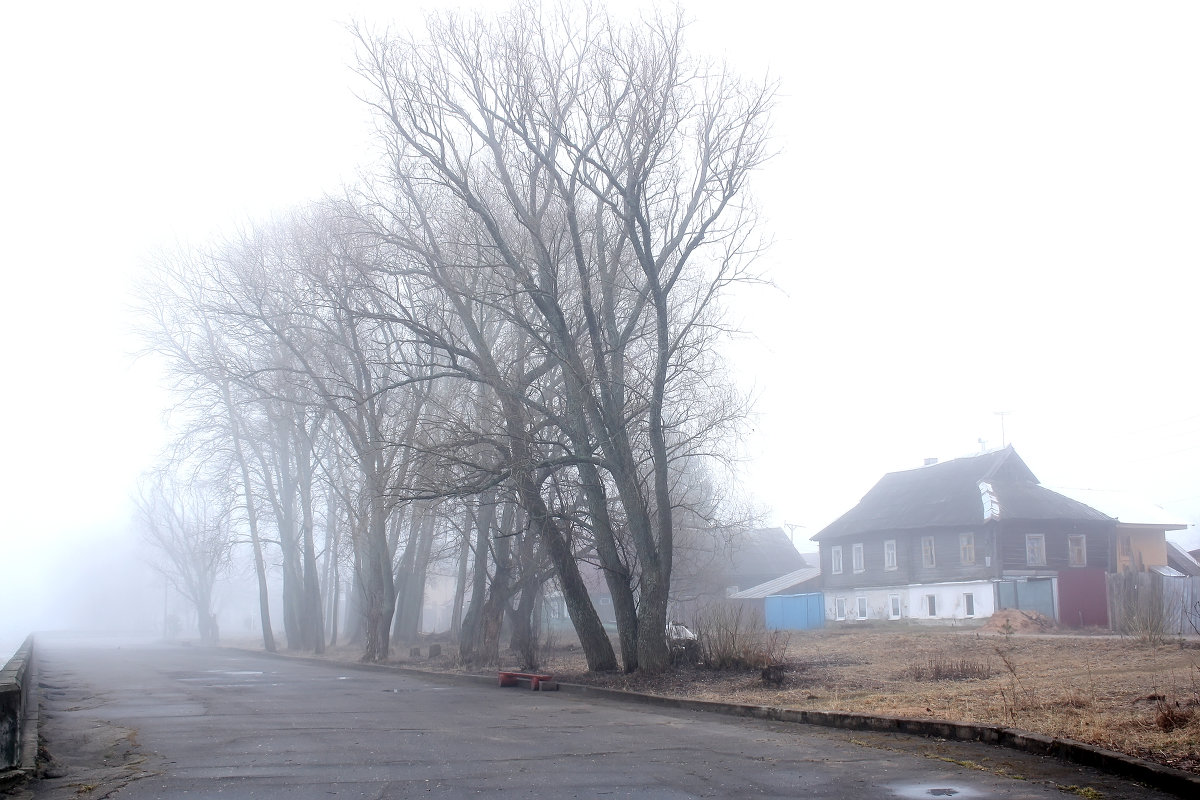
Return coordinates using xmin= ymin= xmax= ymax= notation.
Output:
xmin=531 ymin=625 xmax=1200 ymax=775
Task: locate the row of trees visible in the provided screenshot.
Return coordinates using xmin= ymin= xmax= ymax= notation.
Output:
xmin=136 ymin=3 xmax=773 ymax=673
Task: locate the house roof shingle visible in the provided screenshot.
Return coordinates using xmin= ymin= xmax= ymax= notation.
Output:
xmin=812 ymin=446 xmax=1113 ymax=541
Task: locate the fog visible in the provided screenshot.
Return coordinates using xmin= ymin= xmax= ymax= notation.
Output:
xmin=3 ymin=2 xmax=1199 ymax=661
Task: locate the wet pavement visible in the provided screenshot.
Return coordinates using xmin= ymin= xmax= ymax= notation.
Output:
xmin=15 ymin=635 xmax=1180 ymax=799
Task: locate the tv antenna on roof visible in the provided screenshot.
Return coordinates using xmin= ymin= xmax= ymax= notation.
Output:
xmin=995 ymin=411 xmax=1011 ymax=447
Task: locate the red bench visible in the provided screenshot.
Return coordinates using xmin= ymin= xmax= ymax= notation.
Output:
xmin=498 ymin=671 xmax=558 ymax=691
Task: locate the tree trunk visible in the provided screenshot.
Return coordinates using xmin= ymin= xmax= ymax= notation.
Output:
xmin=398 ymin=510 xmax=436 ymax=642
xmin=458 ymin=493 xmax=496 ymax=664
xmin=296 ymin=422 xmax=326 ymax=654
xmin=450 ymin=508 xmax=471 ymax=640
xmin=221 ymin=381 xmax=276 ymax=654
xmin=476 ymin=502 xmax=515 ymax=668
xmin=343 ymin=566 xmax=365 ymax=645
xmin=361 ymin=474 xmax=396 ymax=663
xmin=324 ymin=492 xmax=340 ymax=646
xmin=391 ymin=505 xmax=422 ymax=643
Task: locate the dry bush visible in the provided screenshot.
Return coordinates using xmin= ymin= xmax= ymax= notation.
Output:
xmin=689 ymin=602 xmax=789 ymax=671
xmin=908 ymin=654 xmax=993 ymax=681
xmin=1154 ymin=699 xmax=1196 ymax=731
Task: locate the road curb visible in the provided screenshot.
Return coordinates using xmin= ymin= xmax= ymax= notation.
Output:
xmin=230 ymin=648 xmax=1200 ymax=798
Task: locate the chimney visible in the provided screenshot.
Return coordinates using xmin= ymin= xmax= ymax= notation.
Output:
xmin=924 ymin=457 xmax=938 ymax=466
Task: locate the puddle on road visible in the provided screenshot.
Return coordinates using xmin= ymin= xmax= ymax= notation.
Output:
xmin=890 ymin=785 xmax=985 ymax=799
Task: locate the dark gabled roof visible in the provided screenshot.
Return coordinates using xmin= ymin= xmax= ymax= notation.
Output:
xmin=812 ymin=446 xmax=1113 ymax=542
xmin=728 ymin=527 xmax=808 ymax=581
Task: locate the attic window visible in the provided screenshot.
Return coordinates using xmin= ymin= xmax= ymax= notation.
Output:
xmin=979 ymin=481 xmax=1000 ymax=520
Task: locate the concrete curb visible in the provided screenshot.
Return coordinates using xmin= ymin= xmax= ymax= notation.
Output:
xmin=232 ymin=648 xmax=1200 ymax=798
xmin=0 ymin=634 xmax=38 ymax=791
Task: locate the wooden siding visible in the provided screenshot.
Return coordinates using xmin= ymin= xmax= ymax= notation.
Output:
xmin=905 ymin=527 xmax=1000 ymax=584
xmin=819 ymin=520 xmax=1116 ymax=592
xmin=821 ymin=527 xmax=1001 ymax=590
xmin=997 ymin=520 xmax=1112 ymax=572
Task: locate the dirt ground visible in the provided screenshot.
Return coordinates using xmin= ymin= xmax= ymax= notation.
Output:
xmin=354 ymin=613 xmax=1200 ymax=777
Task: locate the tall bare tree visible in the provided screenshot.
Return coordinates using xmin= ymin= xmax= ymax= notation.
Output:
xmin=354 ymin=2 xmax=772 ymax=671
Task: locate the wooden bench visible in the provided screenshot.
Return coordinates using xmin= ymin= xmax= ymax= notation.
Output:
xmin=497 ymin=671 xmax=558 ymax=691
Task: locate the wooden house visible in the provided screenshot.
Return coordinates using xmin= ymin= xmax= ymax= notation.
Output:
xmin=811 ymin=447 xmax=1119 ymax=626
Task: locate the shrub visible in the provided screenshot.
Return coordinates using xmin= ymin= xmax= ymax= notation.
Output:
xmin=689 ymin=602 xmax=789 ymax=671
xmin=908 ymin=654 xmax=993 ymax=681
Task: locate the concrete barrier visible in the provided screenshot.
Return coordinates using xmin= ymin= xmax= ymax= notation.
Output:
xmin=0 ymin=634 xmax=37 ymax=784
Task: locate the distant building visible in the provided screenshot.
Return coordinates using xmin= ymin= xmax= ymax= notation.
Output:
xmin=811 ymin=446 xmax=1184 ymax=627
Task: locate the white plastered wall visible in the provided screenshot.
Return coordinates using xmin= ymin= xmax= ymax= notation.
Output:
xmin=825 ymin=581 xmax=996 ymax=623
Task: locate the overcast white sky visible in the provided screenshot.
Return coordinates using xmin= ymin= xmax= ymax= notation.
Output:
xmin=2 ymin=1 xmax=1198 ymax=646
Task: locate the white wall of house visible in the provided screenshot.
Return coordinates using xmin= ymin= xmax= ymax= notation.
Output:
xmin=825 ymin=581 xmax=996 ymax=623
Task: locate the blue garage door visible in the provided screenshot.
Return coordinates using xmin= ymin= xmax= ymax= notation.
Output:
xmin=765 ymin=593 xmax=826 ymax=630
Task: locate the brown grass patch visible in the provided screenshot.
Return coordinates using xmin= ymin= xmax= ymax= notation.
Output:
xmin=534 ymin=626 xmax=1200 ymax=776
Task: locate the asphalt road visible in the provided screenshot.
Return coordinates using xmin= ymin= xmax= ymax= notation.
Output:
xmin=16 ymin=635 xmax=1177 ymax=799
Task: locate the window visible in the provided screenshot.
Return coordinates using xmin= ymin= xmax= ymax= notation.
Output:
xmin=888 ymin=594 xmax=901 ymax=619
xmin=960 ymin=532 xmax=975 ymax=565
xmin=964 ymin=592 xmax=975 ymax=617
xmin=1068 ymin=534 xmax=1087 ymax=567
xmin=831 ymin=546 xmax=843 ymax=574
xmin=884 ymin=539 xmax=897 ymax=570
xmin=926 ymin=594 xmax=937 ymax=617
xmin=852 ymin=543 xmax=865 ymax=573
xmin=856 ymin=596 xmax=868 ymax=620
xmin=1026 ymin=534 xmax=1046 ymax=566
xmin=921 ymin=536 xmax=936 ymax=568
xmin=834 ymin=597 xmax=847 ymax=620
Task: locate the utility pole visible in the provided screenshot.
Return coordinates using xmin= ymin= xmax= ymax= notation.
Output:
xmin=783 ymin=522 xmax=806 ymax=550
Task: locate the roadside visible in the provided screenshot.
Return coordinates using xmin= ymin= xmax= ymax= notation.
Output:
xmin=254 ymin=622 xmax=1200 ymax=779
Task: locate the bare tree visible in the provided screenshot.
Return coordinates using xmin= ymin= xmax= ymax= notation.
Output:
xmin=138 ymin=249 xmax=281 ymax=652
xmin=137 ymin=469 xmax=236 ymax=644
xmin=354 ymin=1 xmax=773 ymax=671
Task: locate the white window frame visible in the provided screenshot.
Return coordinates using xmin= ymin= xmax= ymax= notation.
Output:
xmin=921 ymin=536 xmax=936 ymax=568
xmin=1068 ymin=534 xmax=1087 ymax=567
xmin=960 ymin=532 xmax=975 ymax=565
xmin=884 ymin=539 xmax=897 ymax=571
xmin=926 ymin=594 xmax=937 ymax=617
xmin=834 ymin=597 xmax=847 ymax=620
xmin=852 ymin=543 xmax=865 ymax=573
xmin=831 ymin=545 xmax=843 ymax=575
xmin=1026 ymin=534 xmax=1047 ymax=567
xmin=888 ymin=594 xmax=901 ymax=619
xmin=964 ymin=592 xmax=975 ymax=617
xmin=855 ymin=596 xmax=868 ymax=620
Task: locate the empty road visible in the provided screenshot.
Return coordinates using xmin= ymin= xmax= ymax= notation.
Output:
xmin=17 ymin=635 xmax=1178 ymax=799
